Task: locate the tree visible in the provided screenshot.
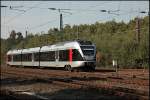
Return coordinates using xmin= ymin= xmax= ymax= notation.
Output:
xmin=16 ymin=32 xmax=23 ymax=42
xmin=2 ymin=16 xmax=149 ymax=68
xmin=10 ymin=30 xmax=16 ymax=39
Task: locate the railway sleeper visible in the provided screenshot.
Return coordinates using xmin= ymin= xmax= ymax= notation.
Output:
xmin=112 ymin=86 xmax=149 ymax=96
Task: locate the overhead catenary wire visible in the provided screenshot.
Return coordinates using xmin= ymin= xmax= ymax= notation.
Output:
xmin=28 ymin=14 xmax=72 ymax=31
xmin=88 ymin=1 xmax=114 ymax=8
xmin=5 ymin=1 xmax=43 ymax=25
xmin=1 ymin=1 xmax=148 ymax=39
xmin=6 ymin=1 xmax=118 ymax=13
xmin=9 ymin=5 xmax=26 ymax=12
xmin=3 ymin=6 xmax=7 ymax=38
xmin=5 ymin=2 xmax=148 ymax=15
xmin=118 ymin=0 xmax=121 ymax=12
xmin=28 ymin=19 xmax=58 ymax=31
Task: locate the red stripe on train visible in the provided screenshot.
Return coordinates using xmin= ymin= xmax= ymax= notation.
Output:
xmin=69 ymin=48 xmax=72 ymax=64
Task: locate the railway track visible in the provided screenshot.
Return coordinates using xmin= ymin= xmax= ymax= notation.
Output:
xmin=1 ymin=67 xmax=149 ymax=99
xmin=2 ymin=66 xmax=149 ymax=86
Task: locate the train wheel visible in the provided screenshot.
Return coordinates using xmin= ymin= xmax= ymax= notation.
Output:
xmin=65 ymin=65 xmax=72 ymax=71
xmin=68 ymin=65 xmax=72 ymax=71
xmin=64 ymin=65 xmax=67 ymax=71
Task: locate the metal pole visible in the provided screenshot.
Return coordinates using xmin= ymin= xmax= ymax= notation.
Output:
xmin=25 ymin=30 xmax=28 ymax=38
xmin=136 ymin=17 xmax=140 ymax=44
xmin=77 ymin=26 xmax=79 ymax=39
xmin=60 ymin=13 xmax=63 ymax=31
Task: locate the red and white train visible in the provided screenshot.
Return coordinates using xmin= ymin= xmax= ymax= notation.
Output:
xmin=6 ymin=40 xmax=96 ymax=71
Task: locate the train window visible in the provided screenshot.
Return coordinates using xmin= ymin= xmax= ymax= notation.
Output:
xmin=34 ymin=52 xmax=40 ymax=61
xmin=22 ymin=53 xmax=32 ymax=61
xmin=72 ymin=49 xmax=83 ymax=61
xmin=40 ymin=51 xmax=55 ymax=61
xmin=7 ymin=55 xmax=12 ymax=61
xmin=59 ymin=50 xmax=69 ymax=61
xmin=50 ymin=51 xmax=55 ymax=61
xmin=13 ymin=54 xmax=21 ymax=61
xmin=40 ymin=52 xmax=46 ymax=61
xmin=59 ymin=49 xmax=83 ymax=61
xmin=81 ymin=46 xmax=94 ymax=56
xmin=83 ymin=50 xmax=94 ymax=56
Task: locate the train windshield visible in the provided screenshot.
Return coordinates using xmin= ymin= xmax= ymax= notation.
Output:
xmin=81 ymin=46 xmax=95 ymax=56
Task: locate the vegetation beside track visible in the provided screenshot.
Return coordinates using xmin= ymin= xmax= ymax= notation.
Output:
xmin=1 ymin=16 xmax=149 ymax=68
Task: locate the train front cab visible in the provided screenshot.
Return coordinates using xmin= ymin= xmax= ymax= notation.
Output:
xmin=80 ymin=45 xmax=96 ymax=70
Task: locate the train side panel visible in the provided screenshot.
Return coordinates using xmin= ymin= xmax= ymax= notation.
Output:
xmin=40 ymin=62 xmax=56 ymax=67
xmin=56 ymin=61 xmax=85 ymax=68
xmin=10 ymin=62 xmax=22 ymax=66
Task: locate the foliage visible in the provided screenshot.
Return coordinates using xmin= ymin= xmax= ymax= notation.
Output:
xmin=1 ymin=16 xmax=149 ymax=68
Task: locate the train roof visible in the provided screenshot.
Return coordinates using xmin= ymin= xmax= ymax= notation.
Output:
xmin=7 ymin=49 xmax=22 ymax=55
xmin=41 ymin=41 xmax=80 ymax=52
xmin=7 ymin=40 xmax=94 ymax=55
xmin=22 ymin=47 xmax=41 ymax=54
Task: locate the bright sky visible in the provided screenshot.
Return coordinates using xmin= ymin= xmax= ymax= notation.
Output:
xmin=1 ymin=1 xmax=149 ymax=39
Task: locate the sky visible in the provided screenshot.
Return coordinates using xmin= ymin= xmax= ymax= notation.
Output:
xmin=1 ymin=1 xmax=149 ymax=39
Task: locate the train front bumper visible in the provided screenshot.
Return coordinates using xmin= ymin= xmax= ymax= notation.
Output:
xmin=84 ymin=62 xmax=96 ymax=67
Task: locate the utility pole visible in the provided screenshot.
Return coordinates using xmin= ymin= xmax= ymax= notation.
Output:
xmin=135 ymin=17 xmax=140 ymax=44
xmin=60 ymin=13 xmax=63 ymax=31
xmin=135 ymin=11 xmax=149 ymax=44
xmin=77 ymin=26 xmax=79 ymax=39
xmin=48 ymin=8 xmax=71 ymax=31
xmin=25 ymin=30 xmax=28 ymax=38
xmin=23 ymin=30 xmax=27 ymax=49
xmin=135 ymin=10 xmax=148 ymax=44
xmin=48 ymin=8 xmax=71 ymax=42
xmin=23 ymin=27 xmax=28 ymax=49
xmin=134 ymin=11 xmax=148 ymax=70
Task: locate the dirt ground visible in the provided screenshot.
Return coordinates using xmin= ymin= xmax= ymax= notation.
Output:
xmin=0 ymin=65 xmax=149 ymax=100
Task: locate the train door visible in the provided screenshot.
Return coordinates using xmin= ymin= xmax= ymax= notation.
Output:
xmin=55 ymin=50 xmax=59 ymax=67
xmin=32 ymin=53 xmax=34 ymax=66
